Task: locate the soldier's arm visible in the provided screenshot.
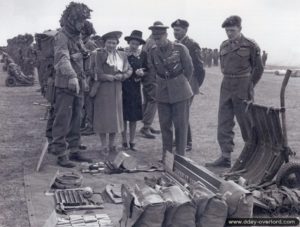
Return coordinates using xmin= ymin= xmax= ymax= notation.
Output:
xmin=54 ymin=33 xmax=77 ymax=79
xmin=192 ymin=43 xmax=205 ymax=87
xmin=94 ymin=49 xmax=110 ymax=82
xmin=88 ymin=50 xmax=97 ymax=80
xmin=180 ymin=45 xmax=194 ymax=80
xmin=143 ymin=49 xmax=156 ymax=83
xmin=250 ymin=44 xmax=264 ymax=86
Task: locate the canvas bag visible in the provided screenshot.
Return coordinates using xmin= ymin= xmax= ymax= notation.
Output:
xmin=220 ymin=180 xmax=253 ymax=218
xmin=191 ymin=181 xmax=228 ymax=227
xmin=119 ymin=184 xmax=166 ymax=227
xmin=160 ymin=185 xmax=196 ymax=227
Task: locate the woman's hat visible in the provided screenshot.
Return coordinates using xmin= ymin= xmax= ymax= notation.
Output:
xmin=124 ymin=30 xmax=145 ymax=45
xmin=102 ymin=31 xmax=122 ymax=42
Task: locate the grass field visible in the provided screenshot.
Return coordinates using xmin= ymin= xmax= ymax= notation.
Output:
xmin=0 ymin=63 xmax=300 ymax=226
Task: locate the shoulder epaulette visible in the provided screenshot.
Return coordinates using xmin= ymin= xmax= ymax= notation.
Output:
xmin=221 ymin=39 xmax=229 ymax=47
xmin=243 ymin=36 xmax=259 ymax=48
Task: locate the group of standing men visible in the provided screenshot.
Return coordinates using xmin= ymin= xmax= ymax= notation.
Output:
xmin=201 ymin=48 xmax=219 ymax=67
xmin=46 ymin=1 xmax=264 ymax=168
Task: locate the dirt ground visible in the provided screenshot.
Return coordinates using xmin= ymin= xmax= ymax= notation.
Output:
xmin=0 ymin=62 xmax=300 ymax=227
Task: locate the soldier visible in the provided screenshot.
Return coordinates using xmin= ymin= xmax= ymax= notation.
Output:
xmin=171 ymin=19 xmax=205 ymax=151
xmin=80 ymin=21 xmax=98 ymax=136
xmin=148 ymin=21 xmax=194 ymax=161
xmin=139 ymin=33 xmax=161 ymax=139
xmin=206 ymin=49 xmax=213 ymax=67
xmin=213 ymin=48 xmax=219 ymax=66
xmin=205 ymin=15 xmax=264 ymax=168
xmin=201 ymin=48 xmax=207 ymax=67
xmin=51 ymin=2 xmax=93 ymax=167
xmin=262 ymin=50 xmax=268 ymax=67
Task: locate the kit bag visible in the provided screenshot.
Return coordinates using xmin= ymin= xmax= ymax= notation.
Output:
xmin=119 ymin=184 xmax=166 ymax=227
xmin=220 ymin=180 xmax=254 ymax=218
xmin=160 ymin=185 xmax=196 ymax=227
xmin=191 ymin=181 xmax=228 ymax=227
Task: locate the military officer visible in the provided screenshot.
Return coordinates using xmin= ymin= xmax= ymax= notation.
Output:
xmin=51 ymin=2 xmax=93 ymax=167
xmin=171 ymin=19 xmax=205 ymax=151
xmin=139 ymin=33 xmax=161 ymax=139
xmin=205 ymin=15 xmax=264 ymax=168
xmin=148 ymin=21 xmax=194 ymax=161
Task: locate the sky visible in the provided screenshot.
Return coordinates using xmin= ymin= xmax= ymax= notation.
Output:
xmin=0 ymin=0 xmax=299 ymax=66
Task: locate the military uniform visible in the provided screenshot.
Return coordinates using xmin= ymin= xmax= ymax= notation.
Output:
xmin=140 ymin=35 xmax=159 ymax=138
xmin=217 ymin=34 xmax=264 ymax=158
xmin=81 ymin=37 xmax=98 ymax=134
xmin=148 ymin=40 xmax=194 ymax=157
xmin=51 ymin=28 xmax=86 ymax=157
xmin=177 ymin=35 xmax=205 ymax=148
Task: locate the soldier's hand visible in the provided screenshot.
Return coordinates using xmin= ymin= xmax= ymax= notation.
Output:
xmin=68 ymin=78 xmax=80 ymax=94
xmin=82 ymin=79 xmax=89 ymax=92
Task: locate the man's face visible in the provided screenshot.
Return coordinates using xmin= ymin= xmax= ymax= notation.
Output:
xmin=173 ymin=26 xmax=187 ymax=40
xmin=75 ymin=20 xmax=85 ymax=33
xmin=225 ymin=26 xmax=242 ymax=40
xmin=105 ymin=38 xmax=118 ymax=52
xmin=153 ymin=33 xmax=168 ymax=47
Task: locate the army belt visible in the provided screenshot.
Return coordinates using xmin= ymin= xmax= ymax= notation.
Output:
xmin=157 ymin=71 xmax=183 ymax=80
xmin=223 ymin=73 xmax=250 ymax=78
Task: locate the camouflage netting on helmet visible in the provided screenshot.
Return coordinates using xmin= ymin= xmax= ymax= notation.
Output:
xmin=59 ymin=1 xmax=92 ymax=28
xmin=81 ymin=20 xmax=96 ymax=37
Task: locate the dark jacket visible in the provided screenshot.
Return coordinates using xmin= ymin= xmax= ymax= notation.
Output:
xmin=179 ymin=36 xmax=205 ymax=95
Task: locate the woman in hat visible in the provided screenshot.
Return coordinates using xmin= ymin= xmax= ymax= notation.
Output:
xmin=121 ymin=30 xmax=147 ymax=151
xmin=93 ymin=31 xmax=132 ymax=154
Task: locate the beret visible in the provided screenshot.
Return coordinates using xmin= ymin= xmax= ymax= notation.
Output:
xmin=222 ymin=15 xmax=242 ymax=28
xmin=171 ymin=19 xmax=189 ymax=28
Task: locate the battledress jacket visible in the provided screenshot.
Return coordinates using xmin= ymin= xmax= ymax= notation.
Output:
xmin=53 ymin=28 xmax=85 ymax=89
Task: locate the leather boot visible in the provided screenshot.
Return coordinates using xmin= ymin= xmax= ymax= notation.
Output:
xmin=129 ymin=143 xmax=137 ymax=151
xmin=69 ymin=150 xmax=92 ymax=163
xmin=57 ymin=155 xmax=76 ymax=168
xmin=149 ymin=127 xmax=160 ymax=134
xmin=186 ymin=142 xmax=192 ymax=152
xmin=205 ymin=156 xmax=231 ymax=168
xmin=140 ymin=127 xmax=155 ymax=139
xmin=122 ymin=142 xmax=128 ymax=150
